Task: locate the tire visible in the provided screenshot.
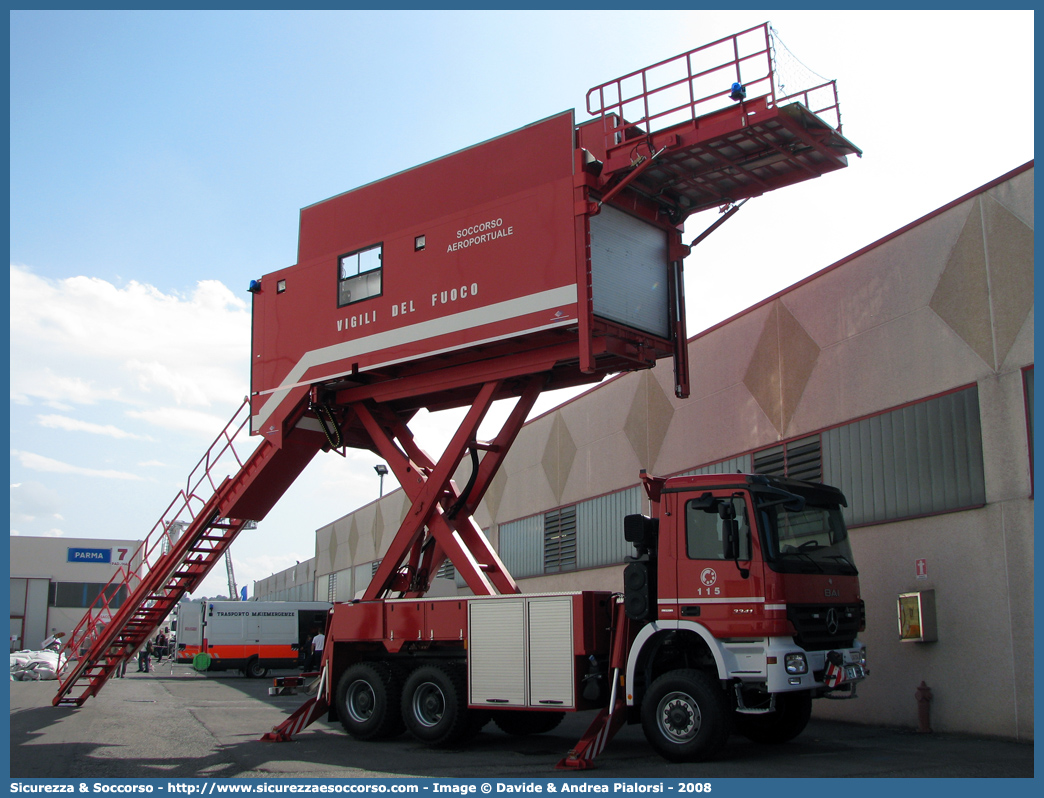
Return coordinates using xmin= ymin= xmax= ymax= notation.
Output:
xmin=735 ymin=691 xmax=812 ymax=744
xmin=335 ymin=662 xmax=405 ymax=740
xmin=640 ymin=669 xmax=731 ymax=762
xmin=492 ymin=710 xmax=566 ymax=736
xmin=245 ymin=658 xmax=268 ymax=679
xmin=401 ymin=664 xmax=470 ymax=746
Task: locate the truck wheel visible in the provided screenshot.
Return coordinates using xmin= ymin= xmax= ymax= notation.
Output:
xmin=335 ymin=662 xmax=405 ymax=740
xmin=640 ymin=669 xmax=731 ymax=762
xmin=245 ymin=658 xmax=269 ymax=679
xmin=493 ymin=710 xmax=566 ymax=736
xmin=735 ymin=691 xmax=812 ymax=744
xmin=401 ymin=664 xmax=469 ymax=746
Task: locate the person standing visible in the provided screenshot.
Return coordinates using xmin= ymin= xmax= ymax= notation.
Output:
xmin=137 ymin=639 xmax=154 ymax=673
xmin=309 ymin=628 xmax=325 ymax=671
xmin=114 ymin=644 xmax=131 ymax=678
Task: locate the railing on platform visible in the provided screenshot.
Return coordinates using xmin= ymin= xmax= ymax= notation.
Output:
xmin=585 ymin=22 xmax=843 ymax=153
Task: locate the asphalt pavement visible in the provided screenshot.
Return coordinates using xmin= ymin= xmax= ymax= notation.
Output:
xmin=7 ymin=663 xmax=1034 ymax=781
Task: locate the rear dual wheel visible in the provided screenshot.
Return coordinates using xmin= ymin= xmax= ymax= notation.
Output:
xmin=335 ymin=662 xmax=405 ymax=740
xmin=401 ymin=664 xmax=476 ymax=746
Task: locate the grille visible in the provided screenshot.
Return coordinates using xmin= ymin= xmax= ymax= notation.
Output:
xmin=787 ymin=603 xmax=861 ymax=650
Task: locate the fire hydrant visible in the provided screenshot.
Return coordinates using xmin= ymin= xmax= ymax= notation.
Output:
xmin=915 ymin=681 xmax=933 ymax=733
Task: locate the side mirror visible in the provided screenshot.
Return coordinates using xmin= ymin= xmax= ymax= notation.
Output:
xmin=722 ymin=518 xmax=739 ymax=560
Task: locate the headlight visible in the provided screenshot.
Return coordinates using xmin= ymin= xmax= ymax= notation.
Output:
xmin=784 ymin=653 xmax=808 ymax=674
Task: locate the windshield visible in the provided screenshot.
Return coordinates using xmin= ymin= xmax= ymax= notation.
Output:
xmin=755 ymin=488 xmax=857 ymax=575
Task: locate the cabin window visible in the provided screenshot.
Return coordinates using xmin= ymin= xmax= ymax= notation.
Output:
xmin=338 ymin=243 xmax=383 ymax=306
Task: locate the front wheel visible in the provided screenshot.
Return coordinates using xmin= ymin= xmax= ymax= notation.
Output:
xmin=640 ymin=669 xmax=731 ymax=762
xmin=735 ymin=691 xmax=812 ymax=744
xmin=335 ymin=662 xmax=405 ymax=740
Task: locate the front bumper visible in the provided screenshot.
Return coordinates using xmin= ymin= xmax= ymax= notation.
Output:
xmin=762 ymin=636 xmax=867 ymax=693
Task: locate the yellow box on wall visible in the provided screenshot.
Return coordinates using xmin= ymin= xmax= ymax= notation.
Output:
xmin=898 ymin=589 xmax=937 ymax=643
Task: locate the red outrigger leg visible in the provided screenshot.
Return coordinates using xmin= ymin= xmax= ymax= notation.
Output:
xmin=556 ymin=685 xmax=629 ymax=769
xmin=557 ymin=601 xmax=634 ymax=769
xmin=261 ymin=664 xmax=330 ymax=742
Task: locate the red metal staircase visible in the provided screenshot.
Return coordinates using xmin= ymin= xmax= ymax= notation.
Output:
xmin=52 ymin=399 xmax=323 ymax=707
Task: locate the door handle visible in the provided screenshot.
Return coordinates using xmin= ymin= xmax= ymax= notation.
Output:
xmin=681 ymin=606 xmax=701 ymax=617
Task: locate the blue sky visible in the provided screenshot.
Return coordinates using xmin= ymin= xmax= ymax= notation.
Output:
xmin=9 ymin=10 xmax=1034 ymax=598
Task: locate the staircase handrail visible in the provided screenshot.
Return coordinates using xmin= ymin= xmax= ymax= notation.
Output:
xmin=58 ymin=399 xmax=255 ymax=665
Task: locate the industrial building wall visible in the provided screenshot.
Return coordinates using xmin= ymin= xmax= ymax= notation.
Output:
xmin=9 ymin=536 xmax=145 ymax=650
xmin=309 ymin=163 xmax=1033 ymax=740
xmin=252 ymin=558 xmax=318 ymax=602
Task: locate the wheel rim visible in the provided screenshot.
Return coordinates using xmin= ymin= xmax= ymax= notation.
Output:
xmin=412 ymin=681 xmax=446 ymax=728
xmin=657 ymin=690 xmax=701 ymax=744
xmin=346 ymin=679 xmax=377 ymax=723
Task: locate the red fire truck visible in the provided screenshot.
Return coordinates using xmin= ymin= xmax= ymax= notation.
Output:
xmin=55 ymin=23 xmax=865 ymax=767
xmin=308 ymin=470 xmax=866 ymax=765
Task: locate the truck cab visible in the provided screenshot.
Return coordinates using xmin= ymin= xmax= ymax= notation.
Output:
xmin=622 ymin=472 xmax=867 ymax=760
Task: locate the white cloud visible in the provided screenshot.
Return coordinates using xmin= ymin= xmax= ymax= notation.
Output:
xmin=11 ymin=368 xmax=123 ymax=407
xmin=124 ymin=406 xmax=243 ymax=438
xmin=125 ymin=360 xmax=211 ymax=406
xmin=36 ymin=414 xmax=153 ymax=441
xmin=12 ymin=450 xmax=146 ymax=481
xmin=9 ymin=265 xmax=250 ymax=412
xmin=10 ymin=481 xmax=64 ymax=524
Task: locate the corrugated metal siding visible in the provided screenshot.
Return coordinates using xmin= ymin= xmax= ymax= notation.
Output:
xmin=496 ymin=516 xmax=544 ymax=580
xmin=576 ymin=486 xmax=642 ymax=569
xmin=683 ymin=455 xmax=753 ymax=477
xmin=334 ymin=568 xmax=354 ymax=602
xmin=823 ymin=386 xmax=986 ymax=526
xmin=353 ymin=564 xmax=371 ymax=599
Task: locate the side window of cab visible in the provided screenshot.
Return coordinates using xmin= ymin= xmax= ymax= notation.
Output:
xmin=684 ymin=495 xmax=750 ymax=561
